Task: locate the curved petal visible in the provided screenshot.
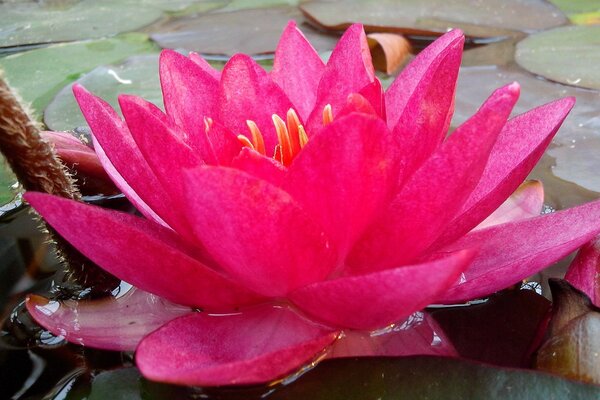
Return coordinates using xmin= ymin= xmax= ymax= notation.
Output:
xmin=271 ymin=21 xmax=325 ymax=121
xmin=136 ymin=305 xmax=338 ymax=386
xmin=437 ymin=97 xmax=576 ymax=247
xmin=348 ymin=83 xmax=519 ymax=273
xmin=358 ymin=79 xmax=386 ymax=119
xmin=306 ymin=24 xmax=375 ymax=135
xmin=73 ymin=84 xmax=175 ymax=228
xmin=188 ymin=51 xmax=221 ymax=80
xmin=385 ymin=29 xmax=463 ymax=130
xmin=438 ymin=198 xmax=600 ymax=303
xmin=475 ymin=181 xmax=544 ymax=230
xmin=205 ymin=119 xmax=243 ymax=166
xmin=183 ymin=167 xmax=339 ymax=297
xmin=290 ymin=250 xmax=474 ymax=330
xmin=159 ymin=49 xmax=219 ymax=154
xmin=565 ymin=239 xmax=600 ymax=307
xmin=231 ymin=147 xmax=286 ymax=187
xmin=26 ymin=288 xmax=190 ymax=351
xmin=285 ymin=113 xmax=400 ymax=255
xmin=335 ymin=93 xmax=378 ymax=120
xmin=218 ymin=54 xmax=294 ymax=154
xmin=328 ymin=312 xmax=457 ymax=358
xmin=25 ymin=192 xmax=262 ymax=310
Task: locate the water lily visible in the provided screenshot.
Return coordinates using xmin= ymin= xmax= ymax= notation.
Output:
xmin=26 ymin=22 xmax=600 ymax=386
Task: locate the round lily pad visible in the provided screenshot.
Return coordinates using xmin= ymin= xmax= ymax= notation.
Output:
xmin=0 ymin=0 xmax=163 ymax=48
xmin=301 ymin=0 xmax=567 ymax=38
xmin=515 ymin=25 xmax=600 ymax=91
xmin=0 ymin=33 xmax=159 ymax=119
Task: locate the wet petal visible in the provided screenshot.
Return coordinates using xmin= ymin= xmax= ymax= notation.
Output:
xmin=136 ymin=305 xmax=338 ymax=386
xmin=26 ymin=288 xmax=190 ymax=351
xmin=218 ymin=54 xmax=294 ymax=153
xmin=184 ymin=167 xmax=339 ymax=297
xmin=271 ymin=21 xmax=325 ymax=121
xmin=285 ymin=113 xmax=400 ymax=254
xmin=438 ymin=198 xmax=600 ymax=303
xmin=565 ymin=239 xmax=600 ymax=307
xmin=306 ymin=24 xmax=375 ymax=134
xmin=348 ymin=83 xmax=519 ymax=273
xmin=290 ymin=250 xmax=473 ymax=330
xmin=438 ymin=97 xmax=576 ymax=246
xmin=475 ymin=181 xmax=544 ymax=230
xmin=25 ymin=192 xmax=262 ymax=310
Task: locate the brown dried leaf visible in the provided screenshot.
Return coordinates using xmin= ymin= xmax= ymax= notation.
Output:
xmin=367 ymin=33 xmax=412 ymax=75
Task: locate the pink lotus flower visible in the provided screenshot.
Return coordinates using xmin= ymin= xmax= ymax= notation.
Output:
xmin=26 ymin=22 xmax=600 ymax=386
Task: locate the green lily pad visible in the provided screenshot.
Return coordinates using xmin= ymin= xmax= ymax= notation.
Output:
xmin=151 ymin=7 xmax=339 ymax=55
xmin=0 ymin=33 xmax=159 ymax=118
xmin=0 ymin=0 xmax=162 ymax=48
xmin=219 ymin=0 xmax=299 ymax=11
xmin=515 ymin=25 xmax=600 ymax=91
xmin=549 ymin=0 xmax=600 ymax=25
xmin=301 ymin=0 xmax=567 ymax=38
xmin=0 ymin=155 xmax=18 ymax=209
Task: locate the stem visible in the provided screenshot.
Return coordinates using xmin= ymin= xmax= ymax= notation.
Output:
xmin=0 ymin=71 xmax=118 ymax=294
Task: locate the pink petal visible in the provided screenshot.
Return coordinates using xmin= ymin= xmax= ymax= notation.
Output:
xmin=25 ymin=192 xmax=262 ymax=310
xmin=73 ymin=84 xmax=175 ymax=228
xmin=290 ymin=250 xmax=473 ymax=330
xmin=565 ymin=239 xmax=600 ymax=307
xmin=188 ymin=51 xmax=221 ymax=80
xmin=26 ymin=288 xmax=190 ymax=351
xmin=271 ymin=21 xmax=325 ymax=121
xmin=389 ymin=31 xmax=464 ymax=172
xmin=231 ymin=147 xmax=286 ymax=187
xmin=328 ymin=312 xmax=457 ymax=358
xmin=285 ymin=113 xmax=400 ymax=255
xmin=437 ymin=97 xmax=576 ymax=246
xmin=136 ymin=305 xmax=338 ymax=386
xmin=119 ymin=94 xmax=203 ymax=236
xmin=347 ymin=83 xmax=519 ymax=273
xmin=475 ymin=180 xmax=544 ymax=230
xmin=306 ymin=24 xmax=375 ymax=135
xmin=335 ymin=93 xmax=378 ymax=119
xmin=183 ymin=167 xmax=339 ymax=297
xmin=438 ymin=198 xmax=600 ymax=303
xmin=204 ymin=119 xmax=243 ymax=166
xmin=385 ymin=29 xmax=463 ymax=130
xmin=218 ymin=54 xmax=294 ymax=154
xmin=159 ymin=49 xmax=219 ymax=155
xmin=41 ymin=131 xmax=109 ymax=182
xmin=358 ymin=79 xmax=386 ymax=119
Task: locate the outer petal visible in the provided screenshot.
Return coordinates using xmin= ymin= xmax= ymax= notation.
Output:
xmin=184 ymin=167 xmax=339 ymax=297
xmin=218 ymin=54 xmax=294 ymax=153
xmin=475 ymin=180 xmax=544 ymax=230
xmin=306 ymin=24 xmax=375 ymax=135
xmin=438 ymin=199 xmax=600 ymax=303
xmin=231 ymin=147 xmax=286 ymax=187
xmin=159 ymin=49 xmax=219 ymax=157
xmin=437 ymin=97 xmax=576 ymax=246
xmin=188 ymin=51 xmax=221 ymax=80
xmin=565 ymin=239 xmax=600 ymax=307
xmin=25 ymin=192 xmax=262 ymax=310
xmin=348 ymin=83 xmax=519 ymax=273
xmin=290 ymin=250 xmax=474 ymax=330
xmin=271 ymin=21 xmax=325 ymax=121
xmin=328 ymin=312 xmax=457 ymax=358
xmin=285 ymin=113 xmax=400 ymax=255
xmin=385 ymin=29 xmax=463 ymax=130
xmin=136 ymin=305 xmax=338 ymax=386
xmin=73 ymin=84 xmax=175 ymax=228
xmin=25 ymin=288 xmax=190 ymax=351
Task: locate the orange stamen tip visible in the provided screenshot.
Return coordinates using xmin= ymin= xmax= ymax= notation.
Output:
xmin=298 ymin=125 xmax=308 ymax=148
xmin=237 ymin=134 xmax=254 ymax=150
xmin=323 ymin=104 xmax=333 ymax=125
xmin=246 ymin=120 xmax=266 ymax=155
xmin=204 ymin=116 xmax=213 ymax=132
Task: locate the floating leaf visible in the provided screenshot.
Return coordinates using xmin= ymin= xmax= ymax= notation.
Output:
xmin=431 ymin=288 xmax=550 ymax=367
xmin=453 ymin=65 xmax=600 ymax=207
xmin=515 ymin=26 xmax=600 ymax=91
xmin=0 ymin=33 xmax=159 ymax=118
xmin=151 ymin=7 xmax=338 ymax=55
xmin=301 ymin=0 xmax=567 ymax=38
xmin=549 ymin=0 xmax=600 ymax=25
xmin=0 ymin=0 xmax=162 ymax=48
xmin=219 ymin=0 xmax=299 ymax=12
xmin=535 ymin=279 xmax=600 ymax=385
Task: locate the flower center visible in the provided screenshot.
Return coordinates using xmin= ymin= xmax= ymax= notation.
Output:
xmin=237 ymin=105 xmax=333 ymax=167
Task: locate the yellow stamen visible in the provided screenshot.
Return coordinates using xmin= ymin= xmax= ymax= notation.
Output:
xmin=286 ymin=108 xmax=302 ymax=154
xmin=204 ymin=116 xmax=213 ymax=133
xmin=272 ymin=114 xmax=293 ymax=166
xmin=237 ymin=134 xmax=255 ymax=150
xmin=323 ymin=104 xmax=333 ymax=126
xmin=246 ymin=120 xmax=266 ymax=155
xmin=298 ymin=125 xmax=308 ymax=148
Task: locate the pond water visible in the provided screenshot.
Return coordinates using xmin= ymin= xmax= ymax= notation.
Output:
xmin=1 ymin=0 xmax=600 ymax=398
